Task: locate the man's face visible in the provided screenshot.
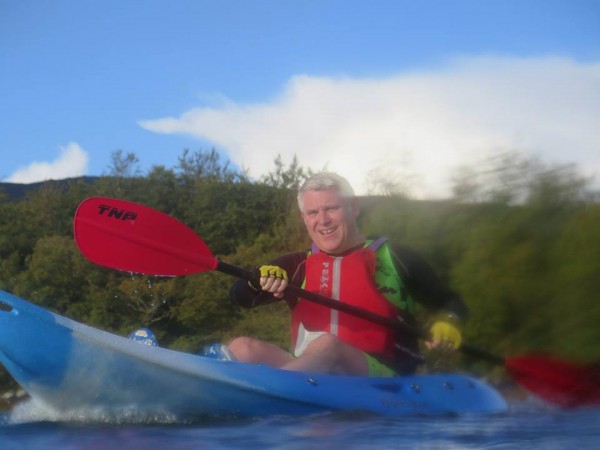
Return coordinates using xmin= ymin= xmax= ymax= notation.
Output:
xmin=300 ymin=188 xmax=361 ymax=255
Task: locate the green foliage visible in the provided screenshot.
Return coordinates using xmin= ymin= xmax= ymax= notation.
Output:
xmin=260 ymin=154 xmax=312 ymax=191
xmin=361 ymin=157 xmax=600 ymax=365
xmin=15 ymin=235 xmax=90 ymax=312
xmin=106 ymin=150 xmax=142 ymax=178
xmin=224 ymin=302 xmax=291 ymax=350
xmin=548 ymin=205 xmax=600 ymax=359
xmin=182 ymin=182 xmax=283 ymax=255
xmin=168 ymin=272 xmax=238 ymax=350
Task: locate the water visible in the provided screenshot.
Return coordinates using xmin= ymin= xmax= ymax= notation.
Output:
xmin=1 ymin=400 xmax=598 ymax=449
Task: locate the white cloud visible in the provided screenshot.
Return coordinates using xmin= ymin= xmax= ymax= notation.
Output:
xmin=5 ymin=142 xmax=89 ymax=183
xmin=139 ymin=56 xmax=600 ymax=198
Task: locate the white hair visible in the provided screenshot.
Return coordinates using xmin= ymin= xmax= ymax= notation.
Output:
xmin=297 ymin=172 xmax=356 ymax=211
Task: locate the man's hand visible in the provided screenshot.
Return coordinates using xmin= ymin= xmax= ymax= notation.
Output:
xmin=426 ymin=320 xmax=462 ymax=350
xmin=258 ymin=265 xmax=288 ymax=298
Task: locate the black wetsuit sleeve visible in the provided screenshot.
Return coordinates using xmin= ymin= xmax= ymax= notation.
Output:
xmin=229 ymin=251 xmax=307 ymax=309
xmin=389 ymin=243 xmax=468 ymax=320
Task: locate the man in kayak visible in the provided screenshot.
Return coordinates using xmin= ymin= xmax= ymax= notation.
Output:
xmin=227 ymin=172 xmax=467 ymax=376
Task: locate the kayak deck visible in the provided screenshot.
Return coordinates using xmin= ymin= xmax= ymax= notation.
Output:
xmin=0 ymin=290 xmax=508 ymax=417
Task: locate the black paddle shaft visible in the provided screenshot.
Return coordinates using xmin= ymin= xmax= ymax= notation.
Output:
xmin=217 ymin=260 xmax=510 ymax=363
xmin=459 ymin=343 xmax=505 ymax=365
xmin=215 ymin=260 xmax=430 ymax=340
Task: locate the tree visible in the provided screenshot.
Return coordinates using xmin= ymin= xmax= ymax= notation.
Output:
xmin=15 ymin=235 xmax=92 ymax=314
xmin=450 ymin=151 xmax=595 ymax=206
xmin=176 ymin=148 xmax=246 ymax=185
xmin=168 ymin=272 xmax=239 ymax=351
xmin=105 ymin=150 xmax=141 ymax=178
xmin=260 ymin=154 xmax=311 ymax=191
xmin=549 ymin=205 xmax=600 ymax=359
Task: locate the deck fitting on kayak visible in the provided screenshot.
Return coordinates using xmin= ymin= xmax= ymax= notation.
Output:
xmin=0 ymin=301 xmax=13 ymax=312
xmin=410 ymin=384 xmax=421 ymax=393
xmin=306 ymin=377 xmax=319 ymax=386
xmin=443 ymin=381 xmax=455 ymax=390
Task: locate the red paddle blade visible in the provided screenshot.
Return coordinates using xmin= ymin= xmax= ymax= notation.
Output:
xmin=505 ymin=355 xmax=600 ymax=407
xmin=74 ymin=197 xmax=218 ymax=276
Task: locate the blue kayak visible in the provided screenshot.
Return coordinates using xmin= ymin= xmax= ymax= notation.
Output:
xmin=0 ymin=290 xmax=507 ymax=417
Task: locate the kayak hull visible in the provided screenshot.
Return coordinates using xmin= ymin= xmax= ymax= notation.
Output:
xmin=0 ymin=290 xmax=507 ymax=417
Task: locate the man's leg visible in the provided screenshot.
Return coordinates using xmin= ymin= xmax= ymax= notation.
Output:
xmin=227 ymin=336 xmax=295 ymax=367
xmin=282 ymin=334 xmax=368 ymax=376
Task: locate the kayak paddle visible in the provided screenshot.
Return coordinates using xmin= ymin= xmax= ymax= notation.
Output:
xmin=73 ymin=197 xmax=428 ymax=338
xmin=73 ymin=196 xmax=600 ymax=407
xmin=458 ymin=345 xmax=600 ymax=407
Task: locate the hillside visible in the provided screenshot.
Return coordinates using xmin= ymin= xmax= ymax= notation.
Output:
xmin=0 ymin=177 xmax=99 ymax=202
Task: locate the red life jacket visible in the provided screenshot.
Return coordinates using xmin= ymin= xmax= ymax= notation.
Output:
xmin=290 ymin=244 xmax=401 ymax=360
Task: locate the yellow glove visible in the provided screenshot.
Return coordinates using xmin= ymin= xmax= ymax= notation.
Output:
xmin=429 ymin=320 xmax=462 ymax=350
xmin=259 ymin=265 xmax=288 ymax=280
xmin=258 ymin=265 xmax=288 ymax=299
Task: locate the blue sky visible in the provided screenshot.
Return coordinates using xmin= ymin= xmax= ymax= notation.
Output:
xmin=2 ymin=0 xmax=599 ymax=197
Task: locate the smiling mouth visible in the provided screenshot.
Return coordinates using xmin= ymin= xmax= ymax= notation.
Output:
xmin=319 ymin=228 xmax=336 ymax=236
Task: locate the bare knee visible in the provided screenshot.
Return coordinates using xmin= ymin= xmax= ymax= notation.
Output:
xmin=304 ymin=333 xmax=343 ymax=354
xmin=302 ymin=334 xmax=368 ymax=375
xmin=227 ymin=336 xmax=294 ymax=367
xmin=227 ymin=336 xmax=257 ymax=363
